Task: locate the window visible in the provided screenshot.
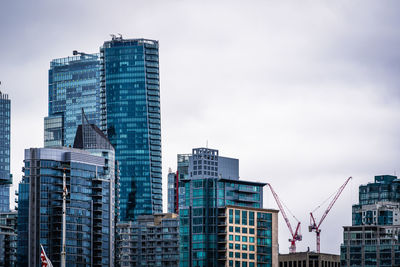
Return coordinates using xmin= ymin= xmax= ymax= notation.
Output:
xmin=242 ymin=228 xmax=247 ymax=234
xmin=242 ymin=236 xmax=248 ymax=242
xmin=249 ymin=245 xmax=255 ymax=251
xmin=235 ymin=210 xmax=240 ymax=224
xmin=235 ymin=236 xmax=240 ymax=241
xmin=229 ymin=226 xmax=233 ymax=232
xmin=249 ymin=253 xmax=255 ymax=260
xmin=242 ymin=210 xmax=248 ymax=225
xmin=249 ymin=228 xmax=254 ymax=234
xmin=229 ymin=235 xmax=233 ymax=241
xmin=242 ymin=244 xmax=248 ymax=250
xmin=229 ymin=209 xmax=233 ymax=223
xmin=235 ymin=227 xmax=241 ymax=233
xmin=229 ymin=252 xmax=233 ymax=257
xmin=249 ymin=212 xmax=254 ymax=226
xmin=249 ymin=237 xmax=255 ymax=243
xmin=235 ymin=244 xmax=240 ymax=250
xmin=242 ymin=253 xmax=248 ymax=259
xmin=229 ymin=243 xmax=233 ymax=249
xmin=235 ymin=252 xmax=240 ymax=258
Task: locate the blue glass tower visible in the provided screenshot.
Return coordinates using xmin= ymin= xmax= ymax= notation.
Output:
xmin=100 ymin=36 xmax=162 ymax=221
xmin=44 ymin=52 xmax=101 ymax=147
xmin=17 ymin=122 xmax=117 ymax=267
xmin=0 ymin=90 xmax=11 ymax=212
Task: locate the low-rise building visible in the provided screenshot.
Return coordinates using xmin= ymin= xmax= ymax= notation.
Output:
xmin=0 ymin=211 xmax=17 ymax=267
xmin=279 ymin=252 xmax=340 ymax=267
xmin=116 ymin=213 xmax=179 ymax=267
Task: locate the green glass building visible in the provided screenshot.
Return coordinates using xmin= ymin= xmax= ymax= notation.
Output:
xmin=100 ymin=36 xmax=162 ymax=221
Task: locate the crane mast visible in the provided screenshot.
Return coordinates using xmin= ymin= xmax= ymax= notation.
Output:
xmin=267 ymin=184 xmax=302 ymax=253
xmin=309 ymin=176 xmax=352 ymax=253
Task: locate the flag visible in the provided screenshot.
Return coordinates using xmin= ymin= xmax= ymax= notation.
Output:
xmin=40 ymin=244 xmax=53 ymax=267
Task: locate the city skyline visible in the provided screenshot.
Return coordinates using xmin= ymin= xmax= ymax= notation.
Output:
xmin=2 ymin=0 xmax=400 ymax=255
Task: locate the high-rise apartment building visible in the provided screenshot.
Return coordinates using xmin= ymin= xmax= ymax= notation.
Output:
xmin=17 ymin=121 xmax=117 ymax=267
xmin=44 ymin=52 xmax=101 ymax=147
xmin=0 ymin=90 xmax=11 ymax=213
xmin=100 ymin=36 xmax=162 ymax=221
xmin=178 ymin=148 xmax=270 ymax=267
xmin=222 ymin=206 xmax=278 ymax=267
xmin=116 ymin=213 xmax=179 ymax=266
xmin=340 ymin=175 xmax=400 ymax=267
xmin=168 ymin=149 xmax=239 ymax=214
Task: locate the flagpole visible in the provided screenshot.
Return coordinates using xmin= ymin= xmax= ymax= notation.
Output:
xmin=61 ymin=169 xmax=67 ymax=267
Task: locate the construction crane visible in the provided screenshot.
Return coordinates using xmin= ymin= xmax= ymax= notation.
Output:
xmin=267 ymin=184 xmax=302 ymax=253
xmin=309 ymin=176 xmax=352 ymax=253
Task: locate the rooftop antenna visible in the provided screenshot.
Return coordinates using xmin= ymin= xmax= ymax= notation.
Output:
xmin=110 ymin=34 xmax=117 ymax=40
xmin=118 ymin=33 xmax=123 ymax=39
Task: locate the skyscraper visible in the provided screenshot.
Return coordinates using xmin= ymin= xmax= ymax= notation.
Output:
xmin=100 ymin=36 xmax=162 ymax=221
xmin=0 ymin=90 xmax=11 ymax=212
xmin=340 ymin=175 xmax=400 ymax=266
xmin=17 ymin=121 xmax=117 ymax=267
xmin=168 ymin=150 xmax=239 ymax=214
xmin=44 ymin=52 xmax=101 ymax=147
xmin=178 ymin=148 xmax=269 ymax=267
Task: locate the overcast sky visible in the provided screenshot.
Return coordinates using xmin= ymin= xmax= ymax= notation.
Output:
xmin=1 ymin=0 xmax=400 ymax=254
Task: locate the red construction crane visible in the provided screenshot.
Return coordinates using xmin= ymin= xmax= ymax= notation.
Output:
xmin=267 ymin=184 xmax=302 ymax=253
xmin=309 ymin=176 xmax=352 ymax=253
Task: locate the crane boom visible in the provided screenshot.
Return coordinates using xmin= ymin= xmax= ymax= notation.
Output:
xmin=309 ymin=176 xmax=352 ymax=253
xmin=318 ymin=176 xmax=352 ymax=228
xmin=267 ymin=183 xmax=302 ymax=253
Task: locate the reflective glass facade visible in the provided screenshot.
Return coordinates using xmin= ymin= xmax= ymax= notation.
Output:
xmin=101 ymin=37 xmax=162 ymax=221
xmin=45 ymin=53 xmax=101 ymax=147
xmin=17 ymin=146 xmax=116 ymax=267
xmin=341 ymin=175 xmax=400 ymax=267
xmin=179 ymin=178 xmax=265 ymax=267
xmin=0 ymin=91 xmax=10 ymax=212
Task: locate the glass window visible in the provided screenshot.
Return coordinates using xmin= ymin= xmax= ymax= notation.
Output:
xmin=235 ymin=210 xmax=240 ymax=224
xmin=229 ymin=209 xmax=233 ymax=223
xmin=229 ymin=226 xmax=233 ymax=232
xmin=249 ymin=245 xmax=255 ymax=251
xmin=235 ymin=227 xmax=240 ymax=233
xmin=242 ymin=228 xmax=247 ymax=234
xmin=235 ymin=252 xmax=240 ymax=258
xmin=235 ymin=236 xmax=240 ymax=241
xmin=242 ymin=236 xmax=248 ymax=242
xmin=242 ymin=244 xmax=247 ymax=250
xmin=229 ymin=235 xmax=233 ymax=241
xmin=249 ymin=237 xmax=255 ymax=243
xmin=229 ymin=243 xmax=233 ymax=249
xmin=242 ymin=253 xmax=248 ymax=259
xmin=242 ymin=210 xmax=247 ymax=225
xmin=249 ymin=228 xmax=254 ymax=234
xmin=249 ymin=212 xmax=254 ymax=226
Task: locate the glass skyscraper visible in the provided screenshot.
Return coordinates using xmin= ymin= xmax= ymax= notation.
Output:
xmin=17 ymin=121 xmax=117 ymax=267
xmin=44 ymin=52 xmax=101 ymax=147
xmin=100 ymin=36 xmax=162 ymax=221
xmin=0 ymin=90 xmax=11 ymax=212
xmin=340 ymin=175 xmax=400 ymax=267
